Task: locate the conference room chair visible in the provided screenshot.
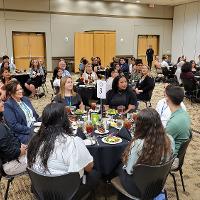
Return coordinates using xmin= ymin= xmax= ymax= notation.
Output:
xmin=0 ymin=158 xmax=26 ymax=200
xmin=111 ymin=157 xmax=175 ymax=200
xmin=170 ymin=135 xmax=192 ymax=200
xmin=27 ymin=168 xmax=91 ymax=200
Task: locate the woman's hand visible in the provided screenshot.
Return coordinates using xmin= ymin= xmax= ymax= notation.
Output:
xmin=20 ymin=144 xmax=27 ymax=156
xmin=84 ymin=161 xmax=94 ymax=173
xmin=135 ymin=88 xmax=143 ymax=94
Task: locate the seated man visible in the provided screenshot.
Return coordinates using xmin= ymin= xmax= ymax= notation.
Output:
xmin=52 ymin=60 xmax=70 ymax=81
xmin=156 ymin=82 xmax=186 ymax=128
xmin=165 ymin=85 xmax=191 ymax=168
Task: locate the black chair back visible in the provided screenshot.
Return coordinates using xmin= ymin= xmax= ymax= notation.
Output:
xmin=27 ymin=168 xmax=80 ymax=200
xmin=124 ymin=157 xmax=174 ymax=200
xmin=177 ymin=136 xmax=192 ymax=169
xmin=182 ymin=78 xmax=196 ymax=94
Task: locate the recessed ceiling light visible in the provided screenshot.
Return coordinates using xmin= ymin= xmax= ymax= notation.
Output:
xmin=120 ymin=0 xmax=124 ymax=2
xmin=136 ymin=0 xmax=141 ymax=3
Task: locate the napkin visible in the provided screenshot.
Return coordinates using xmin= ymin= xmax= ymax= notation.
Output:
xmin=84 ymin=139 xmax=96 ymax=146
xmin=117 ymin=127 xmax=132 ymax=141
xmin=76 ymin=128 xmax=87 ymax=140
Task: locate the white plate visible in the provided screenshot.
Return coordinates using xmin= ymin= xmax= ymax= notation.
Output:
xmin=34 ymin=122 xmax=42 ymax=127
xmin=72 ymin=125 xmax=78 ymax=130
xmin=34 ymin=127 xmax=40 ymax=133
xmin=95 ymin=129 xmax=109 ymax=135
xmin=84 ymin=139 xmax=96 ymax=146
xmin=102 ymin=136 xmax=122 ymax=145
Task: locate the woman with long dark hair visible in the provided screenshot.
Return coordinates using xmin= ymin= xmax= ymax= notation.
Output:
xmin=120 ymin=108 xmax=174 ymax=197
xmin=27 ymin=103 xmax=98 ymax=199
xmin=105 ymin=75 xmax=137 ymax=113
xmin=0 ymin=67 xmax=12 ymax=84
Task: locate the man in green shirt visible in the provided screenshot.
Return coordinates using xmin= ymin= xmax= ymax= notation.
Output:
xmin=165 ymin=85 xmax=191 ymax=168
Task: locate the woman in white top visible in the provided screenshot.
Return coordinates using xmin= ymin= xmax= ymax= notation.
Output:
xmin=27 ymin=103 xmax=98 ymax=199
xmin=82 ymin=63 xmax=98 ymax=83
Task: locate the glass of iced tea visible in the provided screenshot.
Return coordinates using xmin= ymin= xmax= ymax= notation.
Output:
xmin=85 ymin=122 xmax=94 ymax=136
xmin=91 ymin=102 xmax=96 ymax=111
xmin=132 ymin=112 xmax=138 ymax=121
xmin=65 ymin=106 xmax=71 ymax=114
xmin=80 ymin=77 xmax=84 ymax=83
xmin=124 ymin=119 xmax=132 ymax=130
xmin=117 ymin=105 xmax=125 ymax=115
xmin=85 ymin=79 xmax=88 ymax=84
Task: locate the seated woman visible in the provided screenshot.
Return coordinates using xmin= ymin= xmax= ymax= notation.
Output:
xmin=120 ymin=108 xmax=174 ymax=197
xmin=25 ymin=59 xmax=44 ymax=97
xmin=190 ymin=60 xmax=197 ymax=74
xmin=135 ymin=65 xmax=155 ymax=101
xmin=27 ymin=103 xmax=98 ymax=200
xmin=53 ymin=76 xmax=84 ymax=110
xmin=0 ymin=67 xmax=12 ymax=85
xmin=52 ymin=68 xmax=63 ymax=94
xmin=4 ymin=80 xmax=39 ymax=144
xmin=105 ymin=75 xmax=137 ymax=113
xmin=180 ymin=62 xmax=199 ymax=89
xmin=82 ymin=63 xmax=98 ymax=83
xmin=0 ymin=96 xmax=27 ymax=175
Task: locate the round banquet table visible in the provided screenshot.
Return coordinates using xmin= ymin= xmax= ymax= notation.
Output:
xmin=75 ymin=85 xmax=97 ymax=106
xmin=87 ymin=135 xmax=128 ymax=177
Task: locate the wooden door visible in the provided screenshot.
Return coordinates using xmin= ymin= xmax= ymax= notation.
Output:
xmin=104 ymin=32 xmax=116 ymax=67
xmin=137 ymin=35 xmax=159 ymax=65
xmin=93 ymin=33 xmax=105 ymax=67
xmin=74 ymin=32 xmax=93 ymax=73
xmin=13 ymin=32 xmax=46 ymax=71
xmin=13 ymin=33 xmax=30 ymax=71
xmin=29 ymin=33 xmax=45 ymax=61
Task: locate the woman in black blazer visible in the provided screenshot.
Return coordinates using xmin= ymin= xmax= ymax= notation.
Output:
xmin=135 ymin=65 xmax=155 ymax=101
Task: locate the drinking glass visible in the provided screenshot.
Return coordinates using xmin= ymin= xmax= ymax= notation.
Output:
xmin=91 ymin=102 xmax=96 ymax=111
xmin=85 ymin=79 xmax=88 ymax=84
xmin=132 ymin=112 xmax=138 ymax=121
xmin=117 ymin=105 xmax=125 ymax=115
xmin=85 ymin=122 xmax=94 ymax=137
xmin=124 ymin=119 xmax=132 ymax=130
xmin=65 ymin=106 xmax=71 ymax=114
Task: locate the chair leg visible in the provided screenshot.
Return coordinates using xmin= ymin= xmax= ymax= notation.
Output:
xmin=170 ymin=172 xmax=179 ymax=200
xmin=179 ymin=169 xmax=185 ymax=192
xmin=4 ymin=177 xmax=14 ymax=200
xmin=45 ymin=83 xmax=48 ymax=93
xmin=164 ymin=189 xmax=168 ymax=200
xmin=145 ymin=102 xmax=148 ymax=108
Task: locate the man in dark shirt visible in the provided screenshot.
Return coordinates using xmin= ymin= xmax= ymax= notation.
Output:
xmin=146 ymin=45 xmax=154 ymax=70
xmin=119 ymin=57 xmax=129 ymax=74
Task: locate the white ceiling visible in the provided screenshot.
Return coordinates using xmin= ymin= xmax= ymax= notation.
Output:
xmin=98 ymin=0 xmax=198 ymax=6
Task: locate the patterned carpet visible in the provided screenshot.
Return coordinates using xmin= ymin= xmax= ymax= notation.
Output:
xmin=0 ymin=74 xmax=199 ymax=200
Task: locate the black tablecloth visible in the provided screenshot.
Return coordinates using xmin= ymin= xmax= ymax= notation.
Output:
xmin=76 ymin=86 xmax=97 ymax=106
xmin=87 ymin=135 xmax=128 ymax=176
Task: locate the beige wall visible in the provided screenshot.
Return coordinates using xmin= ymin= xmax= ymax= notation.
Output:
xmin=0 ymin=0 xmax=173 ymax=70
xmin=172 ymin=2 xmax=200 ymax=63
